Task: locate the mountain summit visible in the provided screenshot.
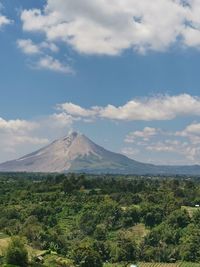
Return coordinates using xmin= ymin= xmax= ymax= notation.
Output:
xmin=0 ymin=131 xmax=152 ymax=173
xmin=0 ymin=131 xmax=200 ymax=175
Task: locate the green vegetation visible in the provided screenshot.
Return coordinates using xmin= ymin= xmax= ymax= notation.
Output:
xmin=6 ymin=237 xmax=28 ymax=267
xmin=0 ymin=173 xmax=200 ymax=266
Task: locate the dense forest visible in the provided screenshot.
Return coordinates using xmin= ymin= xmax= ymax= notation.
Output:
xmin=0 ymin=173 xmax=200 ymax=266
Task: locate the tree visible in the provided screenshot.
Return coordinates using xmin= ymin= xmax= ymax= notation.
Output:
xmin=110 ymin=231 xmax=138 ymax=262
xmin=180 ymin=225 xmax=200 ymax=262
xmin=167 ymin=209 xmax=190 ymax=229
xmin=72 ymin=243 xmax=103 ymax=267
xmin=6 ymin=237 xmax=28 ymax=267
xmin=63 ymin=178 xmax=74 ymax=194
xmin=94 ymin=224 xmax=107 ymax=240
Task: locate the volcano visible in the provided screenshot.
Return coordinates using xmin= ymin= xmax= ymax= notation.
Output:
xmin=0 ymin=131 xmax=200 ymax=175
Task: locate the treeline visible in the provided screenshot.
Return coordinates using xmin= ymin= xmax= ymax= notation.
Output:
xmin=0 ymin=174 xmax=200 ymax=266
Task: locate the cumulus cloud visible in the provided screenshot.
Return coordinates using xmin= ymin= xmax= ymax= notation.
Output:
xmin=19 ymin=0 xmax=200 ymax=55
xmin=178 ymin=122 xmax=200 ymax=136
xmin=0 ymin=2 xmax=12 ymax=28
xmin=58 ymin=94 xmax=200 ymax=121
xmin=17 ymin=39 xmax=59 ymax=55
xmin=176 ymin=123 xmax=200 ymax=144
xmin=0 ymin=113 xmax=73 ymax=162
xmin=145 ymin=139 xmax=200 ymax=163
xmin=146 ymin=140 xmax=183 ymax=153
xmin=40 ymin=41 xmax=59 ymax=52
xmin=0 ymin=14 xmax=11 ymax=27
xmin=36 ymin=55 xmax=73 ymax=74
xmin=0 ymin=117 xmax=38 ymax=132
xmin=121 ymin=147 xmax=139 ymax=157
xmin=123 ymin=122 xmax=200 ymax=164
xmin=48 ymin=113 xmax=74 ymax=128
xmin=57 ymin=102 xmax=98 ymax=117
xmin=125 ymin=127 xmax=160 ymax=143
xmin=8 ymin=136 xmax=49 ymax=146
xmin=17 ymin=39 xmax=66 ymax=74
xmin=17 ymin=39 xmax=41 ymax=55
xmin=0 ymin=117 xmax=47 ymax=162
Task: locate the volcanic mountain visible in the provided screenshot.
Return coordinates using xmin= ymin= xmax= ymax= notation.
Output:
xmin=0 ymin=131 xmax=200 ymax=175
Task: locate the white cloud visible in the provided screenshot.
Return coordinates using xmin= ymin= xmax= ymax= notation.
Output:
xmin=58 ymin=94 xmax=200 ymax=121
xmin=0 ymin=113 xmax=73 ymax=162
xmin=99 ymin=94 xmax=200 ymax=120
xmin=179 ymin=122 xmax=200 ymax=136
xmin=0 ymin=1 xmax=12 ymax=28
xmin=17 ymin=39 xmax=66 ymax=74
xmin=121 ymin=147 xmax=139 ymax=157
xmin=17 ymin=39 xmax=41 ymax=55
xmin=17 ymin=39 xmax=59 ymax=55
xmin=146 ymin=140 xmax=182 ymax=153
xmin=9 ymin=136 xmax=49 ymax=146
xmin=36 ymin=55 xmax=73 ymax=74
xmin=145 ymin=139 xmax=200 ymax=163
xmin=57 ymin=102 xmax=98 ymax=117
xmin=0 ymin=117 xmax=47 ymax=162
xmin=19 ymin=0 xmax=200 ymax=55
xmin=123 ymin=122 xmax=200 ymax=164
xmin=40 ymin=41 xmax=59 ymax=52
xmin=176 ymin=122 xmax=200 ymax=144
xmin=125 ymin=127 xmax=159 ymax=143
xmin=0 ymin=15 xmax=11 ymax=27
xmin=0 ymin=2 xmax=12 ymax=27
xmin=48 ymin=113 xmax=74 ymax=127
xmin=0 ymin=117 xmax=38 ymax=132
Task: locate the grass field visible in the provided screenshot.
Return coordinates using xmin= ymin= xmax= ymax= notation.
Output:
xmin=107 ymin=223 xmax=149 ymax=243
xmin=180 ymin=263 xmax=200 ymax=267
xmin=0 ymin=234 xmax=10 ymax=256
xmin=0 ymin=235 xmax=46 ymax=260
xmin=128 ymin=224 xmax=149 ymax=242
xmin=181 ymin=206 xmax=200 ymax=217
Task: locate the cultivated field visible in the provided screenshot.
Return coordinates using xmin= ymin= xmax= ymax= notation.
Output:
xmin=139 ymin=263 xmax=200 ymax=267
xmin=104 ymin=263 xmax=200 ymax=267
xmin=0 ymin=233 xmax=10 ymax=256
xmin=181 ymin=206 xmax=200 ymax=217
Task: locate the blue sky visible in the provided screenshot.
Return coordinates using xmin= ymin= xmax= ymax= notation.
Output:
xmin=1 ymin=0 xmax=200 ymax=165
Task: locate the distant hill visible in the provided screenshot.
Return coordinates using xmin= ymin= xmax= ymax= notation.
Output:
xmin=0 ymin=131 xmax=200 ymax=175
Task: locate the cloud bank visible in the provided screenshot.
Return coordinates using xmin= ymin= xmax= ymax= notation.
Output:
xmin=0 ymin=113 xmax=73 ymax=162
xmin=123 ymin=122 xmax=200 ymax=164
xmin=58 ymin=94 xmax=200 ymax=121
xmin=20 ymin=0 xmax=200 ymax=55
xmin=2 ymin=94 xmax=200 ymax=165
